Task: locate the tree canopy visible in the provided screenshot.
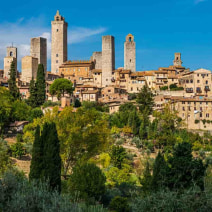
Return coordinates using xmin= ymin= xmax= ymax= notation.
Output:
xmin=50 ymin=78 xmax=74 ymax=98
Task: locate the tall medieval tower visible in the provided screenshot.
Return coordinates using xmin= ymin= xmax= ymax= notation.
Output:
xmin=124 ymin=34 xmax=136 ymax=72
xmin=4 ymin=46 xmax=17 ymax=79
xmin=51 ymin=10 xmax=68 ymax=74
xmin=102 ymin=35 xmax=115 ymax=87
xmin=173 ymin=53 xmax=182 ymax=66
xmin=30 ymin=37 xmax=47 ymax=72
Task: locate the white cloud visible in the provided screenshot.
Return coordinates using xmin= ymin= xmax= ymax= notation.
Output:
xmin=0 ymin=16 xmax=106 ymax=70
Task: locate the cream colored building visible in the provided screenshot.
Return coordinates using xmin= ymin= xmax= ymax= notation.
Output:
xmin=179 ymin=68 xmax=211 ymax=96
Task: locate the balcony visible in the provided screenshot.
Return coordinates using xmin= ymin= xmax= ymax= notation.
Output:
xmin=196 ymin=88 xmax=202 ymax=93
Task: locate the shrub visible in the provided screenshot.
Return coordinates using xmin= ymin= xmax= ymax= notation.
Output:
xmin=109 ymin=196 xmax=130 ymax=212
xmin=68 ymin=163 xmax=106 ymax=201
xmin=10 ymin=142 xmax=25 ymax=159
xmin=16 ymin=133 xmax=23 ymax=143
xmin=131 ymin=137 xmax=142 ymax=148
xmin=160 ymin=86 xmax=168 ymax=91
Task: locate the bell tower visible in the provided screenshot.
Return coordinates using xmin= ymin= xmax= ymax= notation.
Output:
xmin=173 ymin=53 xmax=182 ymax=66
xmin=124 ymin=34 xmax=136 ymax=72
xmin=51 ymin=10 xmax=68 ymax=74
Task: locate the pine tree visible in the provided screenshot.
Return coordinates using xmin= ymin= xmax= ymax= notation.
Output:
xmin=28 ymin=78 xmax=37 ymax=108
xmin=8 ymin=61 xmax=20 ymax=99
xmin=140 ymin=161 xmax=152 ymax=193
xmin=29 ymin=125 xmax=43 ymax=181
xmin=42 ymin=122 xmax=61 ymax=192
xmin=36 ymin=64 xmax=46 ymax=106
xmin=151 ymin=152 xmax=168 ymax=190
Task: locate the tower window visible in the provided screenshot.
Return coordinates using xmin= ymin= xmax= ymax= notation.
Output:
xmin=130 ymin=59 xmax=131 ymax=62
xmin=56 ymin=29 xmax=59 ymax=32
xmin=129 ymin=37 xmax=132 ymax=42
xmin=10 ymin=52 xmax=13 ymax=57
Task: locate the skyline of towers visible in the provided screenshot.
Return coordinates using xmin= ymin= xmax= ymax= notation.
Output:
xmin=51 ymin=10 xmax=68 ymax=74
xmin=30 ymin=37 xmax=47 ymax=72
xmin=124 ymin=34 xmax=136 ymax=72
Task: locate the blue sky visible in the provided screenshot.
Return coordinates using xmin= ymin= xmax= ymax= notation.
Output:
xmin=0 ymin=0 xmax=212 ymax=72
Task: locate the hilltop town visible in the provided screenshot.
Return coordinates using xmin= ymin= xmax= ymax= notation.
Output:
xmin=0 ymin=10 xmax=212 ymax=131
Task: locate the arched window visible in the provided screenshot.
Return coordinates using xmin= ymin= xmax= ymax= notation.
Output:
xmin=10 ymin=52 xmax=13 ymax=57
xmin=129 ymin=37 xmax=132 ymax=42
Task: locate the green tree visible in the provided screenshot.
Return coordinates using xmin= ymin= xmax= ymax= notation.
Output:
xmin=29 ymin=125 xmax=43 ymax=181
xmin=28 ymin=108 xmax=43 ymax=122
xmin=110 ymin=146 xmax=127 ymax=169
xmin=74 ymin=99 xmax=81 ymax=108
xmin=168 ymin=142 xmax=206 ymax=191
xmin=11 ymin=100 xmax=31 ymax=121
xmin=10 ymin=142 xmax=25 ymax=159
xmin=50 ymin=78 xmax=74 ymax=99
xmin=128 ymin=109 xmax=140 ymax=135
xmin=0 ymin=87 xmax=13 ymax=134
xmin=8 ymin=61 xmax=20 ymax=99
xmin=136 ymin=85 xmax=154 ymax=115
xmin=36 ymin=64 xmax=46 ymax=106
xmin=0 ymin=139 xmax=12 ymax=175
xmin=151 ymin=152 xmax=168 ymax=190
xmin=140 ymin=161 xmax=152 ymax=193
xmin=68 ymin=163 xmax=106 ymax=201
xmin=139 ymin=112 xmax=150 ymax=139
xmin=28 ymin=77 xmax=37 ymax=108
xmin=42 ymin=122 xmax=61 ymax=192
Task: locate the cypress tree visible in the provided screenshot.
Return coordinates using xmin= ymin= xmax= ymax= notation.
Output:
xmin=151 ymin=152 xmax=168 ymax=190
xmin=8 ymin=61 xmax=20 ymax=99
xmin=29 ymin=125 xmax=43 ymax=181
xmin=28 ymin=77 xmax=37 ymax=108
xmin=42 ymin=122 xmax=61 ymax=192
xmin=36 ymin=64 xmax=46 ymax=106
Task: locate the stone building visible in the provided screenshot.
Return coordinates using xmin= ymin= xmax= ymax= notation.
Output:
xmin=179 ymin=68 xmax=211 ymax=96
xmin=59 ymin=60 xmax=95 ymax=84
xmin=102 ymin=35 xmax=115 ymax=87
xmin=21 ymin=56 xmax=38 ymax=83
xmin=30 ymin=37 xmax=47 ymax=72
xmin=91 ymin=52 xmax=102 ymax=69
xmin=51 ymin=10 xmax=68 ymax=74
xmin=3 ymin=46 xmax=17 ymax=79
xmin=124 ymin=34 xmax=136 ymax=72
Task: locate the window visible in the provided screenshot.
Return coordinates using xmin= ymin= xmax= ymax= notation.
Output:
xmin=190 ymin=79 xmax=193 ymax=83
xmin=182 ymin=107 xmax=185 ymax=111
xmin=95 ymin=78 xmax=97 ymax=80
xmin=56 ymin=60 xmax=58 ymax=63
xmin=56 ymin=29 xmax=59 ymax=32
xmin=206 ymin=113 xmax=209 ymax=118
xmin=197 ymin=74 xmax=199 ymax=77
xmin=130 ymin=59 xmax=131 ymax=62
xmin=56 ymin=54 xmax=58 ymax=57
xmin=197 ymin=80 xmax=200 ymax=83
xmin=129 ymin=37 xmax=132 ymax=42
xmin=206 ymin=80 xmax=208 ymax=84
xmin=10 ymin=52 xmax=13 ymax=57
xmin=131 ymin=87 xmax=133 ymax=91
xmin=200 ymin=113 xmax=202 ymax=118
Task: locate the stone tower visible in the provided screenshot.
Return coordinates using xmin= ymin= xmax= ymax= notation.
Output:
xmin=30 ymin=37 xmax=47 ymax=72
xmin=51 ymin=10 xmax=68 ymax=74
xmin=102 ymin=35 xmax=115 ymax=87
xmin=124 ymin=34 xmax=136 ymax=72
xmin=173 ymin=53 xmax=182 ymax=66
xmin=4 ymin=46 xmax=17 ymax=79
